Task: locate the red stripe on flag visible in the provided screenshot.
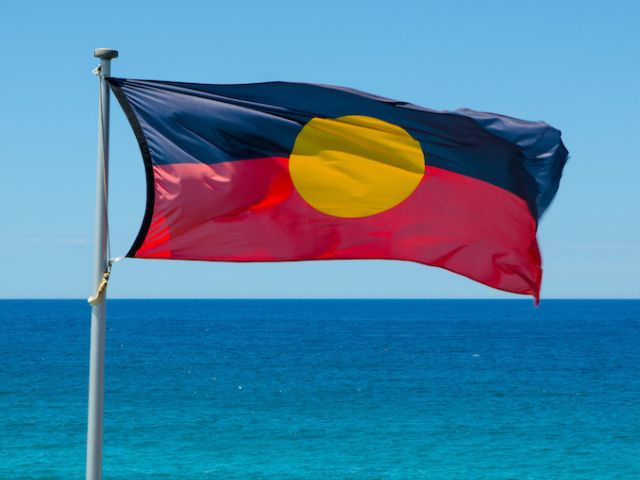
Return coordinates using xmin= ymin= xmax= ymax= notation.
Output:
xmin=134 ymin=157 xmax=541 ymax=299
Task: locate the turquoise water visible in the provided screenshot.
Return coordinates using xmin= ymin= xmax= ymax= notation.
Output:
xmin=1 ymin=300 xmax=639 ymax=479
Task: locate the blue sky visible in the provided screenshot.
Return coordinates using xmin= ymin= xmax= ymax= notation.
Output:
xmin=0 ymin=0 xmax=638 ymax=299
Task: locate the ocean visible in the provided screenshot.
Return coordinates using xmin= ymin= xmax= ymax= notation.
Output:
xmin=1 ymin=300 xmax=639 ymax=479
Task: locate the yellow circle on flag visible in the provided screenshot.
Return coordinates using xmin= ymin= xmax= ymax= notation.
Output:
xmin=289 ymin=115 xmax=425 ymax=218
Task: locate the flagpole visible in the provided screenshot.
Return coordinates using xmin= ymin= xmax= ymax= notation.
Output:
xmin=86 ymin=47 xmax=118 ymax=480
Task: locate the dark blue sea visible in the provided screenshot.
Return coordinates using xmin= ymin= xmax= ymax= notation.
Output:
xmin=1 ymin=300 xmax=639 ymax=479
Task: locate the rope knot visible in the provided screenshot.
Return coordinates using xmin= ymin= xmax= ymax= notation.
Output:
xmin=87 ymin=257 xmax=123 ymax=305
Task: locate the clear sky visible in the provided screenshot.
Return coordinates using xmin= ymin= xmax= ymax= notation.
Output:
xmin=0 ymin=0 xmax=638 ymax=299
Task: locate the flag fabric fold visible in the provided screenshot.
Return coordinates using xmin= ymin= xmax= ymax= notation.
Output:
xmin=108 ymin=77 xmax=568 ymax=301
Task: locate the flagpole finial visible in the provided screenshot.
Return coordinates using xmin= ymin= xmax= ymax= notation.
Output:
xmin=93 ymin=48 xmax=118 ymax=60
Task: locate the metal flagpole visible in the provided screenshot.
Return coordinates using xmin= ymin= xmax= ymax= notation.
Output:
xmin=86 ymin=47 xmax=118 ymax=480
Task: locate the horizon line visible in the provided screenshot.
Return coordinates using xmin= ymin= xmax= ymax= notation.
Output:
xmin=1 ymin=297 xmax=639 ymax=301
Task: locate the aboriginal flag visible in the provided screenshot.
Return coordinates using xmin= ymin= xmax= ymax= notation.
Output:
xmin=108 ymin=78 xmax=568 ymax=301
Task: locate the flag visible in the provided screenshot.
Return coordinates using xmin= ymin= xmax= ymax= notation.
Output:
xmin=108 ymin=78 xmax=568 ymax=301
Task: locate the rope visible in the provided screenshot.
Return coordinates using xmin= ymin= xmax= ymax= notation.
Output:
xmin=88 ymin=65 xmax=118 ymax=306
xmin=87 ymin=271 xmax=110 ymax=305
xmin=88 ymin=257 xmax=123 ymax=305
